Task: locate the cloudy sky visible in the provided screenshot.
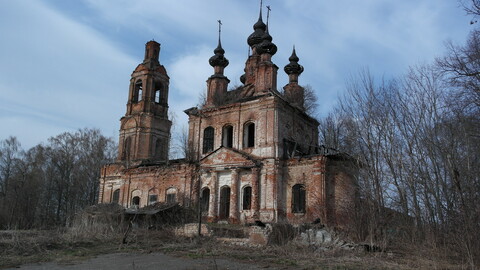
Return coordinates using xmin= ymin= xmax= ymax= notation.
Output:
xmin=0 ymin=0 xmax=473 ymax=149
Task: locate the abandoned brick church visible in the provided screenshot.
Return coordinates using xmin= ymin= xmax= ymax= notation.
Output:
xmin=98 ymin=8 xmax=356 ymax=226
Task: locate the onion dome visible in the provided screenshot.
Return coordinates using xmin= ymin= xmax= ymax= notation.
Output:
xmin=209 ymin=38 xmax=229 ymax=68
xmin=284 ymin=47 xmax=304 ymax=75
xmin=240 ymin=73 xmax=246 ymax=84
xmin=247 ymin=10 xmax=267 ymax=48
xmin=256 ymin=28 xmax=277 ymax=55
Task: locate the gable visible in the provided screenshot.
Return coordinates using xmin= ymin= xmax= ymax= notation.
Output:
xmin=201 ymin=147 xmax=258 ymax=168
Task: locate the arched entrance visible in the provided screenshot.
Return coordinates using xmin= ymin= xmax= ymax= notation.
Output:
xmin=219 ymin=186 xmax=231 ymax=220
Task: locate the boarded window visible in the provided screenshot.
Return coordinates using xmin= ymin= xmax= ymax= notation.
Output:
xmin=222 ymin=125 xmax=233 ymax=148
xmin=201 ymin=188 xmax=210 ymax=213
xmin=243 ymin=122 xmax=255 ymax=148
xmin=112 ymin=189 xmax=120 ymax=204
xmin=292 ymin=184 xmax=306 ymax=213
xmin=242 ymin=186 xmax=252 ymax=210
xmin=203 ymin=127 xmax=214 ymax=153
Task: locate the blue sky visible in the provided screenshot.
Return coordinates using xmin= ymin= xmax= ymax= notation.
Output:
xmin=0 ymin=0 xmax=473 ymax=149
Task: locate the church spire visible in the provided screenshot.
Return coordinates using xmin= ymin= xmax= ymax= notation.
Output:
xmin=247 ymin=0 xmax=266 ymax=53
xmin=206 ymin=20 xmax=230 ymax=107
xmin=283 ymin=46 xmax=305 ymax=109
xmin=209 ymin=20 xmax=229 ymax=69
xmin=284 ymin=46 xmax=304 ymax=80
xmin=256 ymin=5 xmax=277 ymax=56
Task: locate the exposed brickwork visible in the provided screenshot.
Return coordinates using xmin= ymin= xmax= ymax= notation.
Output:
xmin=99 ymin=10 xmax=356 ymax=227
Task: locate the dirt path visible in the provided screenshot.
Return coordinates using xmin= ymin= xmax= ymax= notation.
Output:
xmin=5 ymin=252 xmax=279 ymax=270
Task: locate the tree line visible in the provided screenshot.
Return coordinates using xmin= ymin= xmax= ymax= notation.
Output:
xmin=0 ymin=129 xmax=116 ymax=229
xmin=319 ymin=26 xmax=480 ymax=268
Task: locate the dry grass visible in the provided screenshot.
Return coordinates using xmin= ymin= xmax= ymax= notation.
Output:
xmin=0 ymin=227 xmax=469 ymax=270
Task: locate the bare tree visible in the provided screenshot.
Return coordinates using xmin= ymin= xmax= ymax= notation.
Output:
xmin=461 ymin=0 xmax=480 ymax=17
xmin=436 ymin=30 xmax=480 ymax=113
xmin=0 ymin=129 xmax=115 ymax=229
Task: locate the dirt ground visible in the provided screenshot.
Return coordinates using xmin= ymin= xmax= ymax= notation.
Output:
xmin=4 ymin=252 xmax=273 ymax=270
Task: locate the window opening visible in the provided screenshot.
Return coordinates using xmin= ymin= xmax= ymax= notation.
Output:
xmin=222 ymin=125 xmax=233 ymax=148
xmin=132 ymin=196 xmax=140 ymax=206
xmin=242 ymin=186 xmax=252 ymax=210
xmin=155 ymin=82 xmax=163 ymax=103
xmin=292 ymin=184 xmax=306 ymax=213
xmin=243 ymin=122 xmax=255 ymax=148
xmin=134 ymin=80 xmax=143 ymax=102
xmin=112 ymin=189 xmax=120 ymax=204
xmin=166 ymin=188 xmax=177 ymax=204
xmin=203 ymin=127 xmax=214 ymax=153
xmin=201 ymin=188 xmax=210 ymax=213
xmin=149 ymin=194 xmax=158 ymax=205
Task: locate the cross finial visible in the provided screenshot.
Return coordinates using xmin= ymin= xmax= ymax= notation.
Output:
xmin=266 ymin=5 xmax=271 ymax=27
xmin=259 ymin=0 xmax=263 ymax=19
xmin=217 ymin=19 xmax=223 ymax=46
xmin=217 ymin=20 xmax=222 ymax=37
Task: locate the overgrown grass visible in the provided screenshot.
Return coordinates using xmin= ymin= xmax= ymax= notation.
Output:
xmin=0 ymin=228 xmax=467 ymax=270
xmin=0 ymin=207 xmax=470 ymax=270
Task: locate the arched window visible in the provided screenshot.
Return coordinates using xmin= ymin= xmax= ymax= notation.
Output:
xmin=203 ymin=127 xmax=214 ymax=153
xmin=132 ymin=196 xmax=140 ymax=206
xmin=222 ymin=125 xmax=233 ymax=148
xmin=292 ymin=184 xmax=306 ymax=213
xmin=166 ymin=188 xmax=177 ymax=204
xmin=112 ymin=189 xmax=120 ymax=204
xmin=201 ymin=188 xmax=210 ymax=213
xmin=243 ymin=122 xmax=255 ymax=148
xmin=134 ymin=80 xmax=143 ymax=102
xmin=242 ymin=186 xmax=252 ymax=210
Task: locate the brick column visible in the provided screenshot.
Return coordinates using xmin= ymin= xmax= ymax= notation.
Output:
xmin=251 ymin=167 xmax=260 ymax=219
xmin=210 ymin=172 xmax=218 ymax=221
xmin=229 ymin=169 xmax=239 ymax=223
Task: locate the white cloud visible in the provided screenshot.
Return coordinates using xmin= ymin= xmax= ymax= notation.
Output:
xmin=0 ymin=0 xmax=473 ymax=149
xmin=0 ymin=0 xmax=136 ymax=148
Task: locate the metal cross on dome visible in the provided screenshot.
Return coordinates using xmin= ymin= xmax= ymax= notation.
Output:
xmin=266 ymin=5 xmax=271 ymax=26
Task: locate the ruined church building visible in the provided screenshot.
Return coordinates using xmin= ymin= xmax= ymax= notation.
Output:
xmin=99 ymin=5 xmax=356 ymax=226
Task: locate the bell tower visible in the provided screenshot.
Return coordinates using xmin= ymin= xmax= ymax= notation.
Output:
xmin=118 ymin=40 xmax=172 ymax=163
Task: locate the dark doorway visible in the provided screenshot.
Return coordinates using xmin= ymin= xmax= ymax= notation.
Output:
xmin=219 ymin=186 xmax=231 ymax=220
